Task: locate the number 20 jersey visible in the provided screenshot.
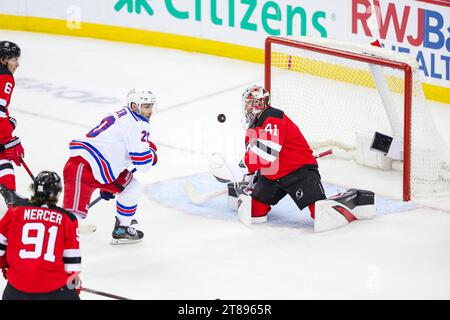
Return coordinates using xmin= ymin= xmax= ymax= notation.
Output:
xmin=0 ymin=202 xmax=80 ymax=293
xmin=69 ymin=107 xmax=156 ymax=185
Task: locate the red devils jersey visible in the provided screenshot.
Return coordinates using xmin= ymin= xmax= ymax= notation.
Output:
xmin=0 ymin=64 xmax=15 ymax=148
xmin=244 ymin=107 xmax=317 ymax=180
xmin=0 ymin=201 xmax=81 ymax=293
xmin=0 ymin=64 xmax=14 ymax=112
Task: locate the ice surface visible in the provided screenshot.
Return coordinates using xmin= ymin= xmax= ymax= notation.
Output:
xmin=0 ymin=30 xmax=449 ymax=299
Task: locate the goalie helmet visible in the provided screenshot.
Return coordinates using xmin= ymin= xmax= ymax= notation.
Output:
xmin=0 ymin=41 xmax=21 ymax=60
xmin=241 ymin=85 xmax=270 ymax=127
xmin=126 ymin=89 xmax=156 ymax=114
xmin=31 ymin=171 xmax=62 ymax=204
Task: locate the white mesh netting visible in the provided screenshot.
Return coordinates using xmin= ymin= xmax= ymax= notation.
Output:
xmin=268 ymin=37 xmax=450 ymax=199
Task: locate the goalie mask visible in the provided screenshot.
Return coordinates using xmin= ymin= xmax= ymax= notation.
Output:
xmin=241 ymin=85 xmax=270 ymax=128
xmin=126 ymin=89 xmax=157 ymax=115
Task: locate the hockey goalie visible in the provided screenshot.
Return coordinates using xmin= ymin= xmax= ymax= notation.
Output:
xmin=224 ymin=85 xmax=376 ymax=232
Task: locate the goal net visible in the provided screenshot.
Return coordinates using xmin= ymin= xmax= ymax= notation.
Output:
xmin=265 ymin=36 xmax=450 ymax=201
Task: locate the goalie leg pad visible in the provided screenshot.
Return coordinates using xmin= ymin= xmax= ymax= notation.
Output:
xmin=237 ymin=194 xmax=252 ymax=227
xmin=237 ymin=195 xmax=270 ymax=226
xmin=328 ymin=188 xmax=375 ymax=220
xmin=314 ymin=199 xmax=357 ymax=232
xmin=227 ymin=181 xmax=250 ymax=211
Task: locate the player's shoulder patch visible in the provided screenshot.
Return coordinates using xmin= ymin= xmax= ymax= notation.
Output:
xmin=256 ymin=107 xmax=284 ymax=126
xmin=50 ymin=205 xmax=78 ymax=222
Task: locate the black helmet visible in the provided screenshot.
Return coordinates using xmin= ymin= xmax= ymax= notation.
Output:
xmin=0 ymin=41 xmax=21 ymax=60
xmin=32 ymin=171 xmax=62 ymax=204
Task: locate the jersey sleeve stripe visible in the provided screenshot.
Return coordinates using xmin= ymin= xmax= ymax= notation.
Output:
xmin=63 ymin=257 xmax=82 ymax=265
xmin=69 ymin=140 xmax=116 ymax=184
xmin=0 ymin=98 xmax=6 ymax=107
xmin=63 ymin=249 xmax=81 ymax=258
xmin=255 ymin=140 xmax=279 ymax=159
xmin=129 ymin=150 xmax=152 ymax=157
xmin=130 ymin=153 xmax=153 ymax=161
xmin=257 ymin=139 xmax=282 ymax=152
xmin=250 ymin=144 xmax=277 ymax=162
xmin=130 ymin=149 xmax=155 ymax=165
xmin=0 ymin=244 xmax=6 ymax=255
xmin=0 ymin=233 xmax=7 ymax=245
xmin=132 ymin=158 xmax=154 ymax=166
xmin=64 ymin=259 xmax=81 ymax=273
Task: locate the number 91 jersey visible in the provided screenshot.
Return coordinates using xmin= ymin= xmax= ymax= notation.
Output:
xmin=69 ymin=107 xmax=156 ymax=185
xmin=244 ymin=107 xmax=317 ymax=180
xmin=0 ymin=202 xmax=81 ymax=293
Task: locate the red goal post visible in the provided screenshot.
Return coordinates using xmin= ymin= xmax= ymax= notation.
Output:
xmin=264 ymin=36 xmax=449 ymax=201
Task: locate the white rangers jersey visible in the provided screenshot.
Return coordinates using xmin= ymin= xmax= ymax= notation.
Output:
xmin=69 ymin=107 xmax=156 ymax=184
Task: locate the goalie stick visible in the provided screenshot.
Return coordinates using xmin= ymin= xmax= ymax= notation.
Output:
xmin=183 ymin=179 xmax=227 ymax=205
xmin=185 ymin=149 xmax=333 ymax=204
xmin=212 ymin=149 xmax=333 ymax=184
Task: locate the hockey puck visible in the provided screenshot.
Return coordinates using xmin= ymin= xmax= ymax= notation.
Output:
xmin=217 ymin=114 xmax=226 ymax=123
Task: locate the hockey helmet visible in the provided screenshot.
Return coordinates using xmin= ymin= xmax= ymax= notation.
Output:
xmin=32 ymin=171 xmax=62 ymax=203
xmin=0 ymin=41 xmax=21 ymax=60
xmin=241 ymin=85 xmax=270 ymax=126
xmin=126 ymin=89 xmax=156 ymax=114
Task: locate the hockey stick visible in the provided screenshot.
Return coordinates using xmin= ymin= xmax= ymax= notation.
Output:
xmin=21 ymin=159 xmax=35 ymax=181
xmin=212 ymin=149 xmax=333 ymax=184
xmin=186 ymin=149 xmax=334 ymax=205
xmin=81 ymin=287 xmax=132 ymax=300
xmin=184 ymin=179 xmax=227 ymax=205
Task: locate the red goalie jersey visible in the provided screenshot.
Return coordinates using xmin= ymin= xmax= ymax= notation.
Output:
xmin=244 ymin=107 xmax=317 ymax=180
xmin=0 ymin=200 xmax=81 ymax=293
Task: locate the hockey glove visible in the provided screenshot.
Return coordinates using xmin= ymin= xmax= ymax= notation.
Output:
xmin=67 ymin=272 xmax=82 ymax=295
xmin=113 ymin=169 xmax=133 ymax=192
xmin=3 ymin=137 xmax=24 ymax=166
xmin=100 ymin=190 xmax=115 ymax=201
xmin=9 ymin=117 xmax=17 ymax=130
xmin=149 ymin=141 xmax=158 ymax=165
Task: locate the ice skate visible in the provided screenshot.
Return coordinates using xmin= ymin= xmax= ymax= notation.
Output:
xmin=110 ymin=218 xmax=144 ymax=245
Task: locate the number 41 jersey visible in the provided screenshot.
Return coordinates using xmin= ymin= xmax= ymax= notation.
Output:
xmin=0 ymin=202 xmax=81 ymax=293
xmin=244 ymin=107 xmax=317 ymax=180
xmin=69 ymin=107 xmax=156 ymax=185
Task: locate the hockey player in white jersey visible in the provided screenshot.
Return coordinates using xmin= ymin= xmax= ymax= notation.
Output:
xmin=63 ymin=89 xmax=158 ymax=244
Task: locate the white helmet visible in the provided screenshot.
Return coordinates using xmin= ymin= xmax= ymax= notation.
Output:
xmin=126 ymin=89 xmax=156 ymax=114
